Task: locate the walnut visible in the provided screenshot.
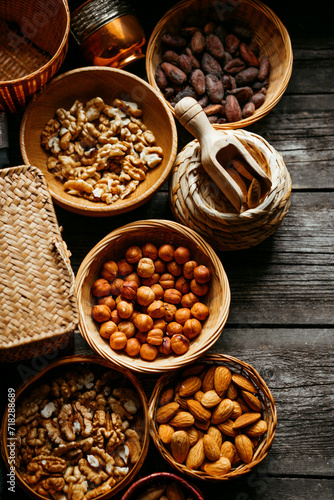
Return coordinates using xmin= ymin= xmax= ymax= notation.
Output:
xmin=78 ymin=458 xmax=108 ymax=485
xmin=73 ymin=402 xmax=93 ymax=437
xmin=84 ymin=477 xmax=116 ymax=500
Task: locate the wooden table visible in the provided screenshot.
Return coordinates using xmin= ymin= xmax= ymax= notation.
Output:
xmin=1 ymin=1 xmax=333 ymax=498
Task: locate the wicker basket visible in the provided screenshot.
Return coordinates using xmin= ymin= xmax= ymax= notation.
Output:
xmin=148 ymin=353 xmax=277 ymax=481
xmin=146 ymin=0 xmax=293 ymax=129
xmin=0 ymin=165 xmax=78 ymax=362
xmin=75 ymin=219 xmax=230 ymax=374
xmin=1 ymin=355 xmax=150 ymax=500
xmin=0 ymin=0 xmax=70 ymax=113
xmin=170 ymin=129 xmax=292 ymax=251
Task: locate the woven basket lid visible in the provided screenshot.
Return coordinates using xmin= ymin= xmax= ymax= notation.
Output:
xmin=0 ymin=165 xmax=78 ymax=358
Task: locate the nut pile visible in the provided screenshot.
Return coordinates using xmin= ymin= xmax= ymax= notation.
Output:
xmin=136 ymin=480 xmax=195 ymax=500
xmin=91 ymin=243 xmax=211 ymax=361
xmin=155 ymin=21 xmax=270 ymax=123
xmin=155 ymin=363 xmax=268 ymax=477
xmin=14 ymin=365 xmax=144 ymax=499
xmin=41 ymin=97 xmax=163 ymax=204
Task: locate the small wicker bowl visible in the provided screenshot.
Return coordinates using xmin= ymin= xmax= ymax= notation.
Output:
xmin=0 ymin=0 xmax=70 ymax=113
xmin=148 ymin=353 xmax=277 ymax=481
xmin=1 ymin=355 xmax=150 ymax=500
xmin=170 ymin=128 xmax=292 ymax=251
xmin=121 ymin=472 xmax=205 ymax=500
xmin=20 ymin=66 xmax=178 ymax=217
xmin=75 ymin=219 xmax=230 ymax=374
xmin=146 ymin=0 xmax=293 ymax=129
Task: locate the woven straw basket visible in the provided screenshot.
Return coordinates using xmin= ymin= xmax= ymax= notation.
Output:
xmin=1 ymin=355 xmax=150 ymax=500
xmin=146 ymin=0 xmax=293 ymax=129
xmin=0 ymin=0 xmax=70 ymax=113
xmin=0 ymin=165 xmax=78 ymax=362
xmin=75 ymin=219 xmax=230 ymax=374
xmin=148 ymin=353 xmax=277 ymax=481
xmin=170 ymin=129 xmax=292 ymax=251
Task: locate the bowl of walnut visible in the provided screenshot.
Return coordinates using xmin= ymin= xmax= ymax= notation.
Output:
xmin=0 ymin=355 xmax=150 ymax=500
xmin=19 ymin=66 xmax=178 ymax=216
xmin=75 ymin=219 xmax=231 ymax=374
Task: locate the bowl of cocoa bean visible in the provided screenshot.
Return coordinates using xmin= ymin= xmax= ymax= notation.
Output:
xmin=146 ymin=0 xmax=293 ymax=128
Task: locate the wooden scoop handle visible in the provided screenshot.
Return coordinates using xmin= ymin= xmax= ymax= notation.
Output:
xmin=175 ymin=97 xmax=220 ymax=143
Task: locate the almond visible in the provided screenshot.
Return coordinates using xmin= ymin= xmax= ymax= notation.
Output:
xmin=174 ymin=392 xmax=189 ymax=410
xmin=232 ymin=373 xmax=258 ymax=393
xmin=201 ymin=390 xmax=222 ymax=408
xmin=226 ymin=381 xmax=239 ymax=400
xmin=244 ymin=419 xmax=268 ymax=437
xmin=183 ymin=426 xmax=199 ymax=446
xmin=169 ymin=411 xmax=195 ymax=427
xmin=230 ymin=400 xmax=243 ymax=419
xmin=159 ymin=387 xmax=174 ymax=406
xmin=194 ymin=418 xmax=210 ymax=431
xmin=187 ymin=399 xmax=211 ymax=423
xmin=241 ymin=390 xmax=263 ymax=412
xmin=194 ymin=390 xmax=204 ymax=403
xmin=207 ymin=426 xmax=223 ymax=448
xmin=220 ymin=440 xmax=236 ymax=463
xmin=203 ymin=457 xmax=231 ymax=477
xmin=235 ymin=434 xmax=253 ymax=463
xmin=217 ymin=419 xmax=238 ymax=437
xmin=202 ymin=365 xmax=216 ymax=392
xmin=179 ymin=376 xmax=202 ymax=397
xmin=186 ymin=438 xmax=205 ymax=469
xmin=171 ymin=430 xmax=190 ymax=463
xmin=156 ymin=402 xmax=180 ymax=424
xmin=211 ymin=398 xmax=234 ymax=424
xmin=158 ymin=424 xmax=174 ymax=444
xmin=236 ymin=396 xmax=251 ymax=414
xmin=214 ymin=366 xmax=232 ymax=396
xmin=203 ymin=434 xmax=221 ymax=461
xmin=233 ymin=412 xmax=261 ymax=429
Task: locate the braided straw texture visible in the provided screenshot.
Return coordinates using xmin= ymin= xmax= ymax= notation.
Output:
xmin=0 ymin=166 xmax=78 ymax=362
xmin=149 ymin=353 xmax=277 ymax=481
xmin=170 ymin=129 xmax=292 ymax=251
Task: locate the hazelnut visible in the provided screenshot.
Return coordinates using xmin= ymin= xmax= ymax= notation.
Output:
xmin=150 ymin=283 xmax=164 ymax=300
xmin=158 ymin=244 xmax=175 ymax=262
xmin=174 ymin=246 xmax=191 ymax=265
xmin=167 ymin=322 xmax=183 ymax=337
xmin=175 ymin=276 xmax=190 ymax=295
xmin=134 ymin=313 xmax=154 ymax=332
xmin=164 ymin=303 xmax=177 ymax=322
xmin=170 ymin=334 xmax=190 ymax=355
xmin=164 ymin=288 xmax=182 ymax=305
xmin=110 ymin=309 xmax=121 ymax=324
xmin=167 ymin=261 xmax=182 ymax=277
xmin=153 ymin=319 xmax=167 ymax=333
xmin=137 ymin=258 xmax=155 ymax=278
xmin=158 ymin=337 xmax=172 ymax=355
xmin=117 ymin=259 xmax=134 ymax=276
xmin=115 ymin=294 xmax=124 ymax=305
xmin=190 ymin=279 xmax=209 ymax=297
xmin=97 ymin=296 xmax=116 ymax=311
xmin=116 ymin=300 xmax=134 ymax=319
xmin=193 ymin=265 xmax=212 ymax=284
xmin=99 ymin=321 xmax=118 ymax=339
xmin=101 ymin=261 xmax=118 ymax=281
xmin=129 ymin=310 xmax=140 ymax=323
xmin=92 ymin=278 xmax=111 ymax=297
xmin=137 ymin=286 xmax=156 ymax=306
xmin=135 ymin=331 xmax=148 ymax=344
xmin=120 ymin=280 xmax=138 ymax=301
xmin=174 ymin=308 xmax=192 ymax=325
xmin=91 ymin=304 xmax=111 ymax=323
xmin=191 ymin=302 xmax=209 ymax=321
xmin=147 ymin=328 xmax=164 ymax=346
xmin=109 ymin=331 xmax=127 ymax=350
xmin=125 ymin=338 xmax=141 ymax=357
xmin=183 ymin=260 xmax=198 ymax=280
xmin=142 ymin=243 xmax=158 ymax=260
xmin=125 ymin=245 xmax=143 ymax=264
xmin=183 ymin=318 xmax=202 ymax=339
xmin=110 ymin=278 xmax=124 ymax=296
xmin=141 ymin=273 xmax=160 ymax=286
xmin=147 ymin=300 xmax=165 ymax=319
xmin=154 ymin=259 xmax=167 ymax=274
xmin=118 ymin=320 xmax=136 ymax=338
xmin=140 ymin=343 xmax=158 ymax=361
xmin=159 ymin=273 xmax=175 ymax=289
xmin=181 ymin=292 xmax=199 ymax=309
xmin=125 ymin=272 xmax=141 ymax=286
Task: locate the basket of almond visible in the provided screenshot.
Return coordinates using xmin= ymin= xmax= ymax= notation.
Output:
xmin=148 ymin=353 xmax=277 ymax=480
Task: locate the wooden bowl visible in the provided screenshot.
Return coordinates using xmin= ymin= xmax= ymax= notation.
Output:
xmin=0 ymin=0 xmax=70 ymax=113
xmin=1 ymin=355 xmax=150 ymax=500
xmin=20 ymin=67 xmax=178 ymax=216
xmin=121 ymin=472 xmax=205 ymax=499
xmin=149 ymin=353 xmax=277 ymax=481
xmin=146 ymin=0 xmax=293 ymax=129
xmin=75 ymin=220 xmax=231 ymax=374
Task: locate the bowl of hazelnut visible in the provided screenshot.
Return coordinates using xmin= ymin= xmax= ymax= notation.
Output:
xmin=75 ymin=219 xmax=230 ymax=374
xmin=121 ymin=472 xmax=204 ymax=499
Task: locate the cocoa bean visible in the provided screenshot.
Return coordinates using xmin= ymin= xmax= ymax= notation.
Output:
xmin=222 ymin=74 xmax=232 ymax=90
xmin=252 ymin=79 xmax=269 ymax=90
xmin=230 ymin=76 xmax=237 ymax=90
xmin=198 ymin=94 xmax=209 ymax=108
xmin=204 ymin=21 xmax=216 ymax=35
xmin=185 ymin=47 xmax=200 ymax=69
xmin=205 ymin=74 xmax=224 ymax=103
xmin=163 ymin=50 xmax=180 ymax=66
xmin=239 ymin=42 xmax=259 ymax=67
xmin=208 ymin=115 xmax=218 ymax=123
xmin=258 ymin=55 xmax=270 ymax=81
xmin=226 ymin=86 xmax=253 ymax=104
xmin=220 ymin=100 xmax=226 ymax=116
xmin=222 ymin=51 xmax=233 ymax=66
xmin=203 ymin=104 xmax=223 ymax=116
xmin=161 ymin=62 xmax=187 ymax=86
xmin=225 ymin=95 xmax=242 ymax=122
xmin=205 ymin=34 xmax=225 ymax=60
xmin=242 ymin=101 xmax=255 ymax=118
xmin=191 ymin=30 xmax=205 ymax=54
xmin=224 ymin=33 xmax=239 ymax=53
xmin=161 ymin=33 xmax=187 ymax=49
xmin=174 ymin=86 xmax=198 ymax=103
xmin=163 ymin=87 xmax=174 ymax=99
xmin=235 ymin=67 xmax=259 ymax=86
xmin=178 ymin=54 xmax=192 ymax=74
xmin=189 ymin=69 xmax=206 ymax=95
xmin=201 ymin=52 xmax=223 ymax=76
xmin=217 ymin=117 xmax=227 ymax=124
xmin=249 ymin=40 xmax=260 ymax=56
xmin=250 ymin=92 xmax=266 ymax=108
xmin=224 ymin=58 xmax=246 ymax=75
xmin=155 ymin=65 xmax=167 ymax=90
xmin=180 ymin=26 xmax=198 ymax=37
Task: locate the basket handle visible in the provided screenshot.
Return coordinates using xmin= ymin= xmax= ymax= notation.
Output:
xmin=52 ymin=236 xmax=76 ymax=293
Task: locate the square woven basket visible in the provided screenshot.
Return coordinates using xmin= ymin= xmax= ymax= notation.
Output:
xmin=0 ymin=165 xmax=78 ymax=362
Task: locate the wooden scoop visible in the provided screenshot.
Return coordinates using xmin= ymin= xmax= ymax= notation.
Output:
xmin=174 ymin=97 xmax=272 ymax=212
